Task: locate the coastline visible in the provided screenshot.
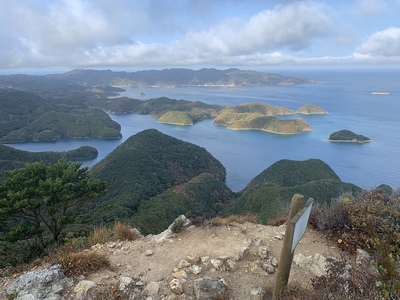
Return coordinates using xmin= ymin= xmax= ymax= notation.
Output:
xmin=226 ymin=125 xmax=312 ymax=135
xmin=327 ymin=139 xmax=373 ymax=144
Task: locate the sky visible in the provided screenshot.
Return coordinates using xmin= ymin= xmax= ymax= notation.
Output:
xmin=0 ymin=0 xmax=400 ymax=72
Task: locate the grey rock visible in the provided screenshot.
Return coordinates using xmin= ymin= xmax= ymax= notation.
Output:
xmin=119 ymin=276 xmax=133 ymax=291
xmin=356 ymin=249 xmax=371 ymax=265
xmin=237 ymin=247 xmax=250 ymax=261
xmin=6 ymin=265 xmax=72 ymax=300
xmin=293 ymin=253 xmax=327 ymax=277
xmin=151 ymin=215 xmax=191 ymax=243
xmin=249 ymin=261 xmax=267 ymax=276
xmin=177 ymin=259 xmax=190 ymax=269
xmin=210 ymin=259 xmax=223 ymax=270
xmin=270 ymin=257 xmax=279 ymax=267
xmin=144 ymin=281 xmax=160 ymax=298
xmin=226 ymin=259 xmax=238 ymax=271
xmin=186 ymin=254 xmax=201 ymax=265
xmin=190 ymin=265 xmax=202 ymax=275
xmin=145 ymin=249 xmax=154 ymax=256
xmin=262 ymin=263 xmax=275 ymax=274
xmin=74 ymin=280 xmax=96 ymax=300
xmin=250 ymin=287 xmax=265 ymax=299
xmin=193 ymin=278 xmax=227 ymax=300
xmin=257 ymin=245 xmax=269 ymax=259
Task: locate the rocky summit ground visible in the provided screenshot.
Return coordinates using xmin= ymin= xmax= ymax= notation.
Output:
xmin=1 ymin=219 xmax=341 ymax=299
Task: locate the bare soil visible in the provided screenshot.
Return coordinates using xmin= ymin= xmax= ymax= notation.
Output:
xmin=80 ymin=222 xmax=340 ymax=299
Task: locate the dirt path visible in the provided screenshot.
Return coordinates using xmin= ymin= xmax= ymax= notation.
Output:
xmin=83 ymin=222 xmax=340 ymax=299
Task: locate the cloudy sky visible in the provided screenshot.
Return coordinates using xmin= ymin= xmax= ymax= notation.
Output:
xmin=1 ymin=0 xmax=399 ymax=71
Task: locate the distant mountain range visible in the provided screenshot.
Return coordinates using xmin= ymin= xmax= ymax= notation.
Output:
xmin=0 ymin=68 xmax=315 ymax=90
xmin=56 ymin=68 xmax=315 ymax=87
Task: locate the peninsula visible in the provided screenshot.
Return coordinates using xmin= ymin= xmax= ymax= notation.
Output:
xmin=328 ymin=129 xmax=372 ymax=143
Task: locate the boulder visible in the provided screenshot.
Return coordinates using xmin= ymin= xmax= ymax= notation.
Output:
xmin=74 ymin=280 xmax=96 ymax=300
xmin=293 ymin=253 xmax=327 ymax=277
xmin=6 ymin=265 xmax=73 ymax=300
xmin=193 ymin=278 xmax=227 ymax=300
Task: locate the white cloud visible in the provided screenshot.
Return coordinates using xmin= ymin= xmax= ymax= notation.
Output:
xmin=0 ymin=0 xmax=129 ymax=67
xmin=356 ymin=0 xmax=389 ymax=18
xmin=181 ymin=1 xmax=333 ymax=56
xmin=353 ymin=27 xmax=400 ymax=58
xmin=0 ymin=0 xmax=399 ymax=69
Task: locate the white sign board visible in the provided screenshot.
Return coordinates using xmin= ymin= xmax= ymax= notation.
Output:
xmin=291 ymin=199 xmax=313 ymax=253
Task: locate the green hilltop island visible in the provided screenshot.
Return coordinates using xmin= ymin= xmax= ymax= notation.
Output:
xmin=213 ymin=103 xmax=327 ymax=134
xmin=328 ymin=129 xmax=372 ymax=143
xmin=103 ymin=97 xmax=327 ymax=135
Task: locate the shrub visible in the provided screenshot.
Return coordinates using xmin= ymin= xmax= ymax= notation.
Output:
xmin=310 ymin=189 xmax=400 ymax=299
xmin=63 ymin=236 xmax=89 ymax=252
xmin=311 ymin=256 xmax=380 ymax=300
xmin=113 ymin=222 xmax=139 ymax=241
xmin=209 ymin=213 xmax=259 ymax=226
xmin=170 ymin=217 xmax=186 ymax=233
xmin=87 ymin=226 xmax=111 ymax=247
xmin=342 ymin=190 xmax=400 ymax=254
xmin=375 ymin=242 xmax=400 ymax=299
xmin=58 ymin=250 xmax=111 ymax=277
xmin=267 ymin=214 xmax=288 ymax=226
xmin=311 ymin=189 xmax=400 ymax=255
xmin=309 ymin=195 xmax=350 ymax=233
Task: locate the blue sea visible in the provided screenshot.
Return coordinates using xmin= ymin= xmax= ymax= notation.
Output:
xmin=7 ymin=69 xmax=400 ymax=192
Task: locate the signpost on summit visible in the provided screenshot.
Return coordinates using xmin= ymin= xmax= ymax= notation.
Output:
xmin=273 ymin=194 xmax=314 ymax=300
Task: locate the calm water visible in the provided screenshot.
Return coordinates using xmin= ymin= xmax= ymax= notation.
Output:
xmin=7 ymin=69 xmax=400 ymax=191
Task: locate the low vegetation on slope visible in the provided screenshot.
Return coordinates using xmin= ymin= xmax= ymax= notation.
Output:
xmin=227 ymin=159 xmax=361 ymax=223
xmin=0 ymin=89 xmax=122 ymax=142
xmin=133 ymin=173 xmax=235 ymax=234
xmin=0 ymin=144 xmax=98 ymax=182
xmin=88 ymin=129 xmax=229 ymax=226
xmin=0 ymin=89 xmax=55 ymax=138
xmin=3 ymin=109 xmax=121 ymax=142
xmin=246 ymin=159 xmax=340 ymax=188
xmin=311 ymin=188 xmax=400 ymax=299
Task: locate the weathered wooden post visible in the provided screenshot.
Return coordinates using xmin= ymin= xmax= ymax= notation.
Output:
xmin=273 ymin=194 xmax=313 ymax=300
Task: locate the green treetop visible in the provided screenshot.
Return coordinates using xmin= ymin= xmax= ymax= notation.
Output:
xmin=0 ymin=157 xmax=105 ymax=252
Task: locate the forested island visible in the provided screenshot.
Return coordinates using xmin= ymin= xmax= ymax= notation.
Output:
xmin=0 ymin=90 xmax=327 ymax=142
xmin=328 ymin=129 xmax=372 ymax=143
xmin=213 ymin=103 xmax=314 ymax=134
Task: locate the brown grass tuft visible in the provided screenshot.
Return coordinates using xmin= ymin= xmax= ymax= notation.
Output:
xmin=113 ymin=222 xmax=139 ymax=241
xmin=268 ymin=214 xmax=288 ymax=226
xmin=210 ymin=213 xmax=259 ymax=226
xmin=87 ymin=226 xmax=111 ymax=246
xmin=58 ymin=250 xmax=111 ymax=277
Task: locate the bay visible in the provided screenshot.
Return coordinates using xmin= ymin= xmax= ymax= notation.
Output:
xmin=7 ymin=69 xmax=400 ymax=191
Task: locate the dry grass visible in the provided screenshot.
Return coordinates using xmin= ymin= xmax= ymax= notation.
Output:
xmin=87 ymin=226 xmax=112 ymax=246
xmin=113 ymin=222 xmax=139 ymax=241
xmin=268 ymin=214 xmax=288 ymax=226
xmin=210 ymin=213 xmax=259 ymax=226
xmin=58 ymin=250 xmax=111 ymax=277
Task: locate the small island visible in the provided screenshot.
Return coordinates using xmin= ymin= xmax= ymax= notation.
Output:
xmin=296 ymin=104 xmax=327 ymax=114
xmin=328 ymin=130 xmax=372 ymax=143
xmin=213 ymin=103 xmax=312 ymax=134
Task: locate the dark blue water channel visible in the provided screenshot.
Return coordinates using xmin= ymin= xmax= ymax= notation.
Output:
xmin=7 ymin=69 xmax=400 ymax=191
